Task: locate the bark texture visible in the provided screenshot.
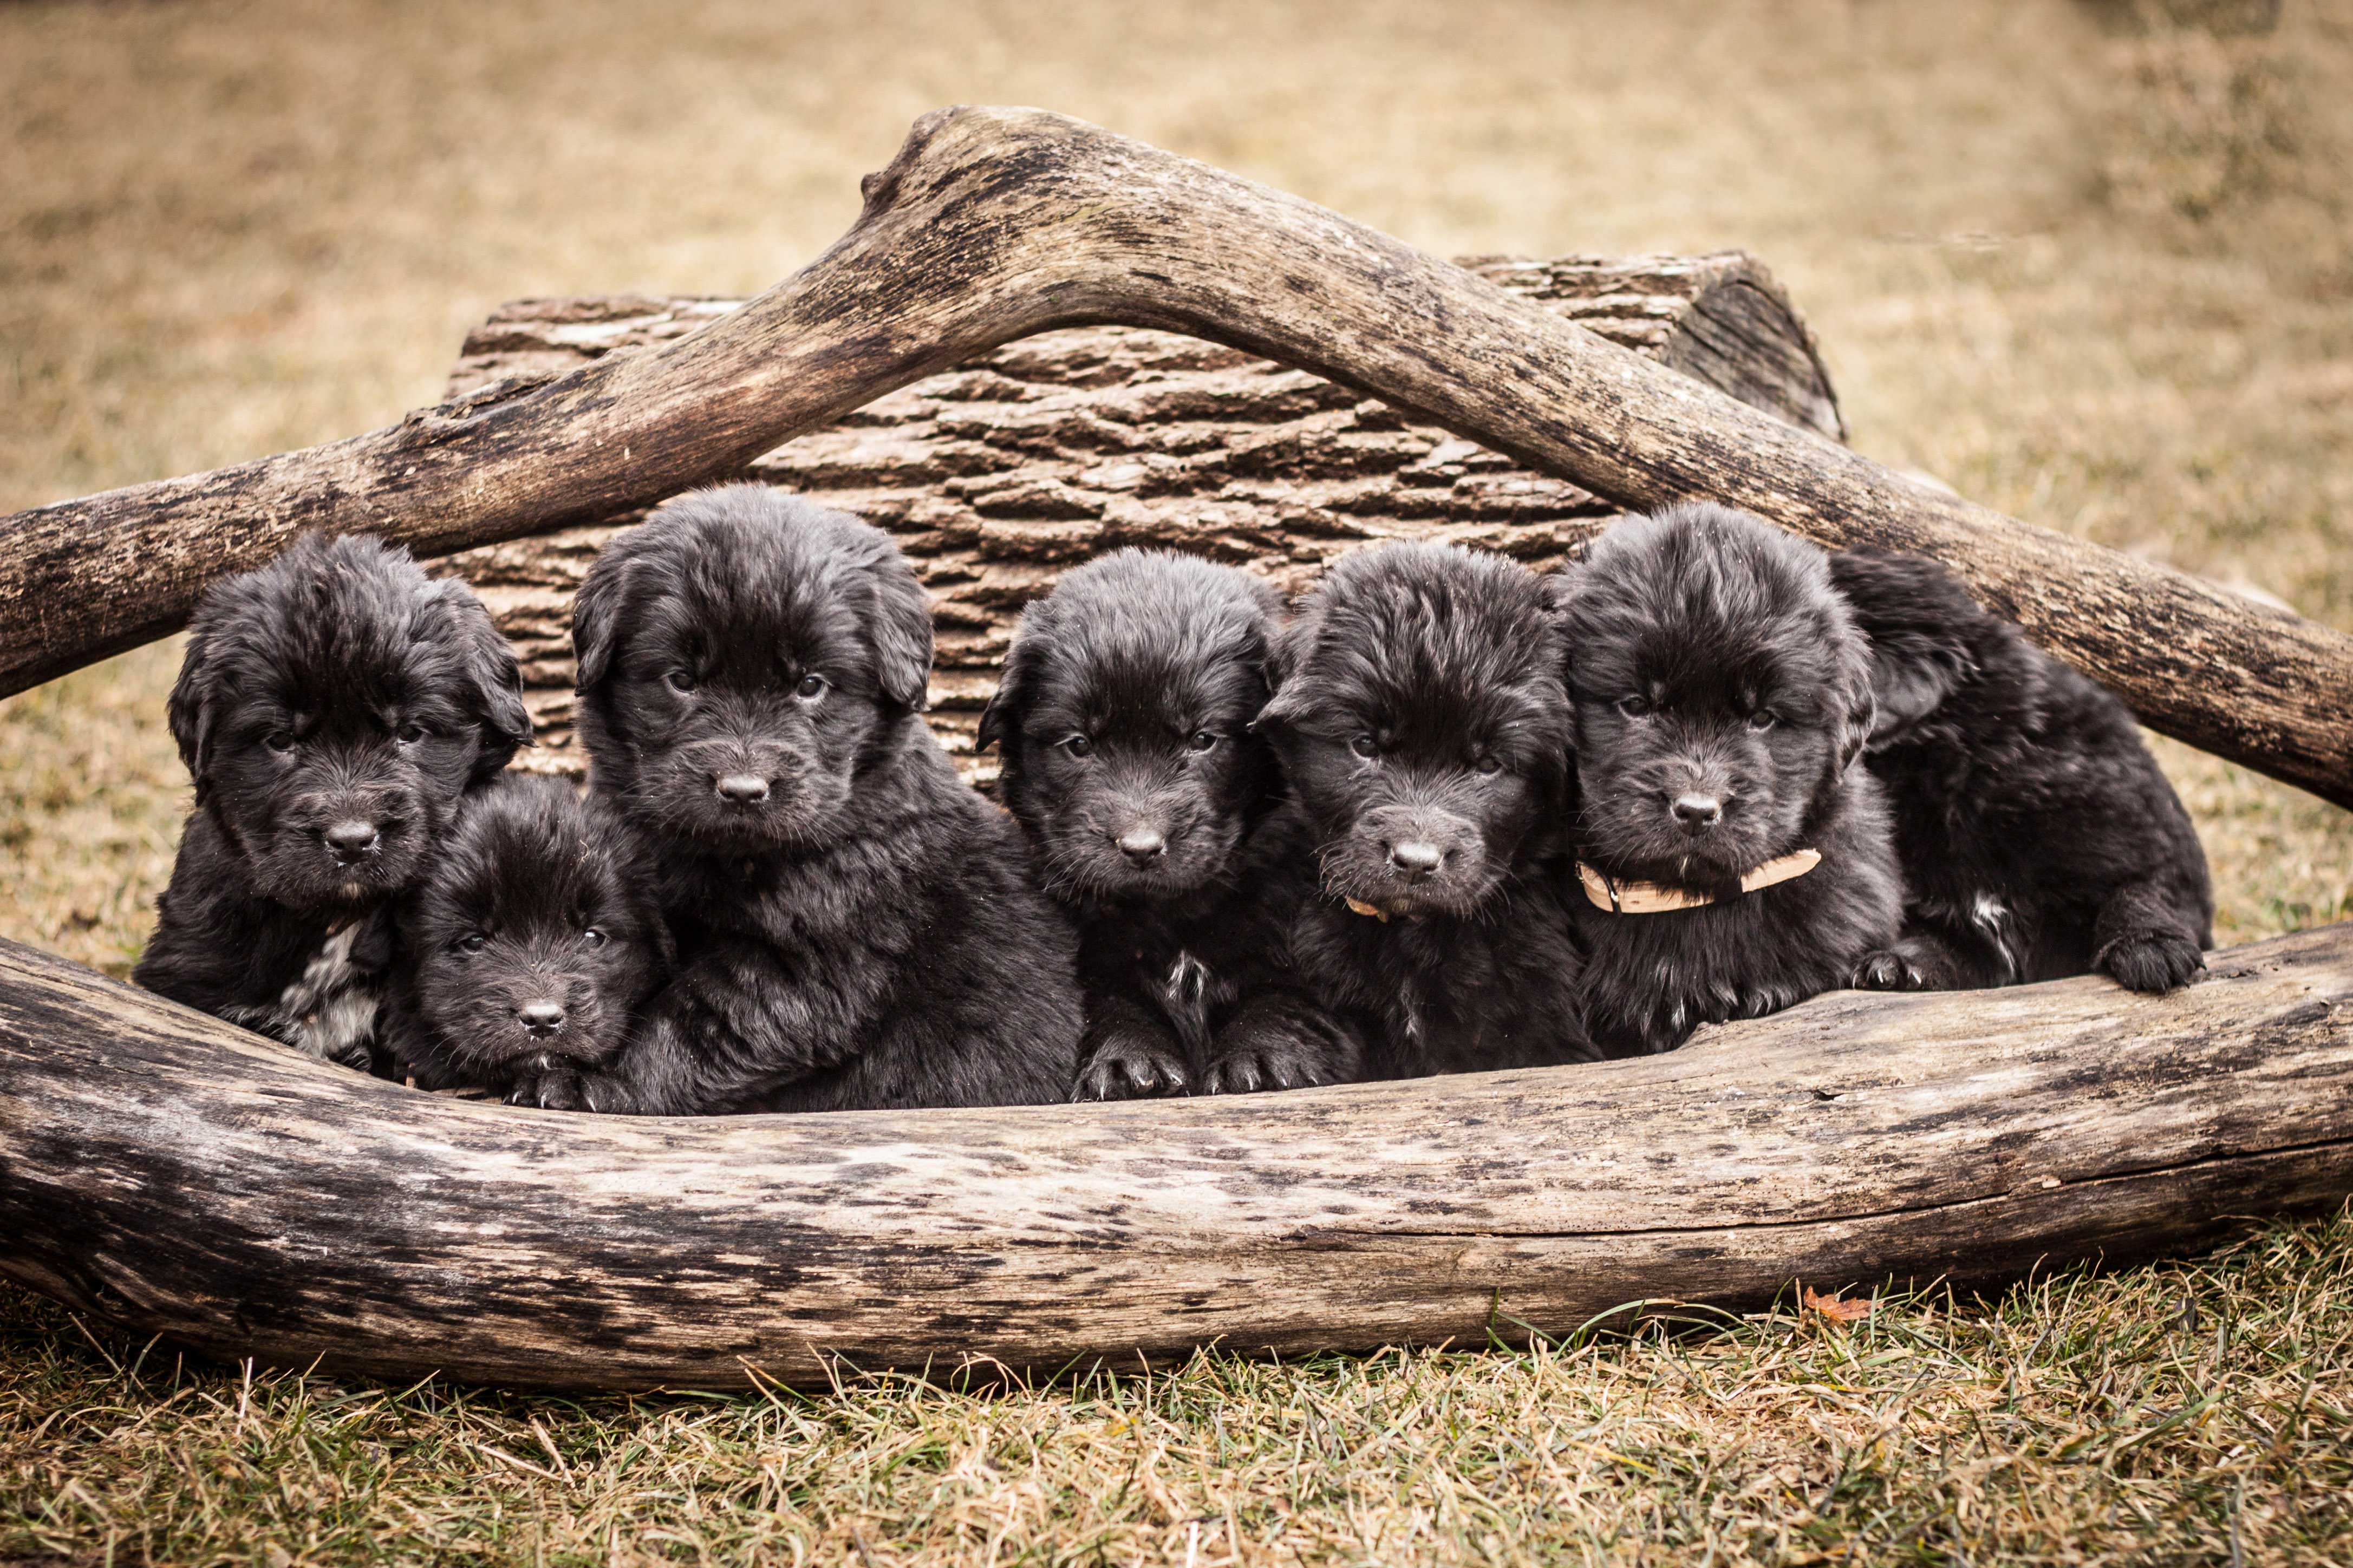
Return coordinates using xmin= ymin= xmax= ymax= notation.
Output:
xmin=1 ymin=924 xmax=2347 ymax=1390
xmin=0 ymin=107 xmax=2344 ymax=804
xmin=434 ymin=254 xmax=1844 ymax=774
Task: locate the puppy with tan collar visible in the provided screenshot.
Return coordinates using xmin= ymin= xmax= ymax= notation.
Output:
xmin=1560 ymin=503 xmax=1911 ymax=1056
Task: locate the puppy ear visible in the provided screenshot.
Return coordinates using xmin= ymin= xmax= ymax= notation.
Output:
xmin=976 ymin=644 xmax=1035 ymax=754
xmin=1861 ymin=638 xmax=1968 ymax=748
xmin=571 ymin=538 xmax=643 ymax=695
xmin=1248 ymin=612 xmax=1317 ymax=733
xmin=435 ymin=581 xmax=533 ymax=775
xmin=864 ymin=548 xmax=934 ymax=712
xmin=164 ymin=639 xmax=218 ymax=803
xmin=1835 ymin=642 xmax=1878 ymax=778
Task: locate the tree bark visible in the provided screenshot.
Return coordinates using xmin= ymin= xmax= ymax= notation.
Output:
xmin=0 ymin=107 xmax=2343 ymax=805
xmin=434 ymin=254 xmax=1846 ymax=775
xmin=1 ymin=924 xmax=2347 ymax=1391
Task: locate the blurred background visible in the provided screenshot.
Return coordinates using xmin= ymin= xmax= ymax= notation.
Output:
xmin=3 ymin=0 xmax=2348 ymax=976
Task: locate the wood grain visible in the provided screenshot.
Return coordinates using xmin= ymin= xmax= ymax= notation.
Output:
xmin=2 ymin=924 xmax=2347 ymax=1390
xmin=432 ymin=254 xmax=1843 ymax=776
xmin=0 ymin=107 xmax=2345 ymax=804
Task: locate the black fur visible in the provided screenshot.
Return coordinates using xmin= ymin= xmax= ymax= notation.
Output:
xmin=133 ymin=532 xmax=531 ymax=1067
xmin=1561 ymin=504 xmax=1906 ymax=1056
xmin=524 ymin=484 xmax=1083 ymax=1114
xmin=983 ymin=550 xmax=1361 ymax=1098
xmin=1828 ymin=547 xmax=2212 ymax=991
xmin=1257 ymin=541 xmax=1594 ymax=1078
xmin=373 ymin=774 xmax=670 ymax=1095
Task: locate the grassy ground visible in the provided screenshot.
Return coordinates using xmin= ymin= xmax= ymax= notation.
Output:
xmin=2 ymin=0 xmax=2350 ymax=1561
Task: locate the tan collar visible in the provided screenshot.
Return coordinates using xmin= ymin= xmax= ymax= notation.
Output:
xmin=1576 ymin=848 xmax=1822 ymax=914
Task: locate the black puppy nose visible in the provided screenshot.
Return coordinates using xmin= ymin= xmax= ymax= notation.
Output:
xmin=715 ymin=773 xmax=770 ymax=805
xmin=517 ymin=999 xmax=565 ymax=1035
xmin=1387 ymin=840 xmax=1444 ymax=879
xmin=1671 ymin=793 xmax=1724 ymax=831
xmin=1115 ymin=826 xmax=1167 ymax=865
xmin=323 ymin=819 xmax=380 ymax=860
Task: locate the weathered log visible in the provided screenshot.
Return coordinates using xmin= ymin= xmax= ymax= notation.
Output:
xmin=1 ymin=925 xmax=2347 ymax=1390
xmin=0 ymin=107 xmax=2345 ymax=805
xmin=435 ymin=255 xmax=1845 ymax=774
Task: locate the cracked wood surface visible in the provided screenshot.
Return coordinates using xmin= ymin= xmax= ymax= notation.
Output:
xmin=1 ymin=924 xmax=2347 ymax=1389
xmin=432 ymin=253 xmax=1841 ymax=776
xmin=0 ymin=107 xmax=2345 ymax=804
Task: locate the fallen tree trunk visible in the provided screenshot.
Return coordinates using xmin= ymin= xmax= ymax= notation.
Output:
xmin=1 ymin=925 xmax=2347 ymax=1390
xmin=436 ymin=254 xmax=1846 ymax=774
xmin=0 ymin=107 xmax=2345 ymax=806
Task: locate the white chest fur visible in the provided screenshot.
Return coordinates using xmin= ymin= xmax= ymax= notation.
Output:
xmin=228 ymin=923 xmax=380 ymax=1062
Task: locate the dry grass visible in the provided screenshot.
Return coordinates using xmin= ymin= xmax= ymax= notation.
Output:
xmin=2 ymin=0 xmax=2350 ymax=1560
xmin=6 ymin=1214 xmax=2352 ymax=1565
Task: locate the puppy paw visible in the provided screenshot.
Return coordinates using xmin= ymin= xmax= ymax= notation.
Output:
xmin=1851 ymin=948 xmax=1933 ymax=992
xmin=1075 ymin=1037 xmax=1189 ymax=1100
xmin=508 ymin=1068 xmax=595 ymax=1111
xmin=1203 ymin=1036 xmax=1347 ymax=1095
xmin=2096 ymin=929 xmax=2206 ymax=994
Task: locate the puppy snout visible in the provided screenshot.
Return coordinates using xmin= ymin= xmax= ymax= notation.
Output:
xmin=714 ymin=772 xmax=771 ymax=805
xmin=516 ymin=998 xmax=566 ymax=1036
xmin=1386 ymin=838 xmax=1445 ymax=880
xmin=322 ymin=819 xmax=381 ymax=862
xmin=1670 ymin=792 xmax=1724 ymax=833
xmin=1114 ymin=825 xmax=1168 ymax=866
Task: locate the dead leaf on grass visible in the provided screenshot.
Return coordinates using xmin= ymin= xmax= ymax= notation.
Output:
xmin=1802 ymin=1288 xmax=1875 ymax=1324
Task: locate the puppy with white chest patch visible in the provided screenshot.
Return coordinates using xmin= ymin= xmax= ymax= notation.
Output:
xmin=134 ymin=532 xmax=533 ymax=1067
xmin=518 ymin=485 xmax=1083 ymax=1115
xmin=983 ymin=550 xmax=1362 ymax=1098
xmin=1560 ymin=504 xmax=1908 ymax=1056
xmin=1828 ymin=547 xmax=2212 ymax=991
xmin=1260 ymin=541 xmax=1595 ymax=1079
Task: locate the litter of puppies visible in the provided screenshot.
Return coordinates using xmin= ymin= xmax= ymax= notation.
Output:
xmin=138 ymin=487 xmax=2213 ymax=1111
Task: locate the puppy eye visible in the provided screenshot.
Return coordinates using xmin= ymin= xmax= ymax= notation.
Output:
xmin=1617 ymin=696 xmax=1652 ymax=719
xmin=1474 ymin=755 xmax=1503 ymax=776
xmin=1061 ymin=734 xmax=1094 ymax=759
xmin=581 ymin=927 xmax=609 ymax=948
xmin=1350 ymin=734 xmax=1379 ymax=760
xmin=666 ymin=669 xmax=698 ymax=694
xmin=451 ymin=933 xmax=487 ymax=956
xmin=264 ymin=730 xmax=297 ymax=754
xmin=1189 ymin=730 xmax=1219 ymax=754
xmin=796 ymin=674 xmax=827 ymax=701
xmin=1748 ymin=709 xmax=1778 ymax=732
xmin=396 ymin=721 xmax=430 ymax=745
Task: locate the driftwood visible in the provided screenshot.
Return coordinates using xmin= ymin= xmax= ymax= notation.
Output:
xmin=0 ymin=107 xmax=2346 ymax=805
xmin=1 ymin=926 xmax=2347 ymax=1390
xmin=438 ymin=254 xmax=1844 ymax=773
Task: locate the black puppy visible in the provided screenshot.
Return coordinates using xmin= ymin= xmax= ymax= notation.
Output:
xmin=134 ymin=533 xmax=531 ymax=1067
xmin=1560 ymin=504 xmax=1906 ymax=1056
xmin=1257 ymin=541 xmax=1595 ymax=1078
xmin=374 ymin=774 xmax=669 ymax=1095
xmin=983 ymin=549 xmax=1361 ymax=1097
xmin=1828 ymin=547 xmax=2212 ymax=991
xmin=523 ymin=484 xmax=1082 ymax=1114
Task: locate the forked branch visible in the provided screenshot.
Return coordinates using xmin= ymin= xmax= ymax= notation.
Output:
xmin=2 ymin=106 xmax=2347 ymax=806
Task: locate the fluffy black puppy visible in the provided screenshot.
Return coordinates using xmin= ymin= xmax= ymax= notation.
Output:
xmin=134 ymin=533 xmax=531 ymax=1067
xmin=1257 ymin=541 xmax=1595 ymax=1078
xmin=525 ymin=484 xmax=1082 ymax=1114
xmin=1561 ymin=504 xmax=1906 ymax=1056
xmin=373 ymin=774 xmax=669 ymax=1095
xmin=1828 ymin=547 xmax=2212 ymax=991
xmin=982 ymin=549 xmax=1361 ymax=1098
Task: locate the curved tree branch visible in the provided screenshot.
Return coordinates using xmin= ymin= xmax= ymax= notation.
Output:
xmin=1 ymin=925 xmax=2347 ymax=1389
xmin=3 ymin=103 xmax=2348 ymax=807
